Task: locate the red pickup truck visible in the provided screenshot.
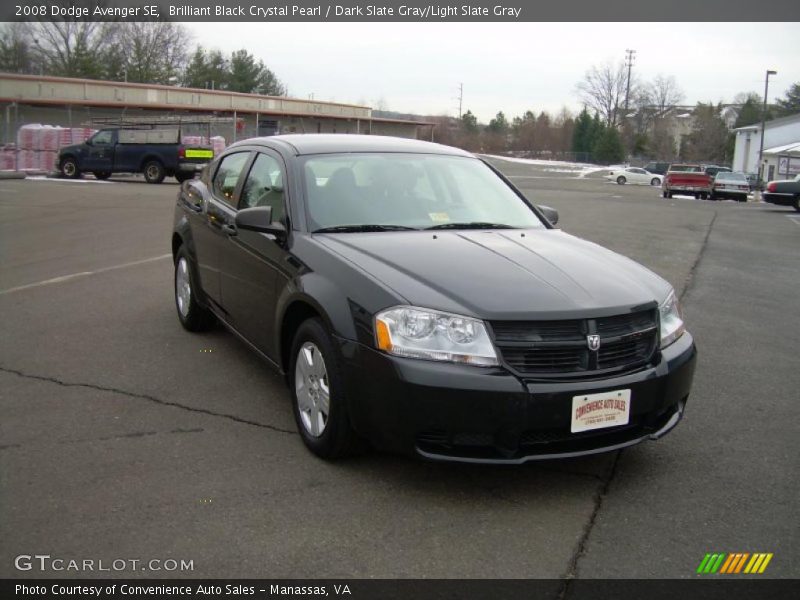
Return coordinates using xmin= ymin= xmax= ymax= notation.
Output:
xmin=662 ymin=165 xmax=712 ymax=199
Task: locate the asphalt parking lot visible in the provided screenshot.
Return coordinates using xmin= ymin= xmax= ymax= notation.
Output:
xmin=1 ymin=160 xmax=798 ymax=581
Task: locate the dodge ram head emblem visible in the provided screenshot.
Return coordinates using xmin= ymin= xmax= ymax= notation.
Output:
xmin=587 ymin=335 xmax=601 ymax=351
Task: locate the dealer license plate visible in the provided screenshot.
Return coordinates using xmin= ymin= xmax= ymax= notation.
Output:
xmin=571 ymin=389 xmax=631 ymax=433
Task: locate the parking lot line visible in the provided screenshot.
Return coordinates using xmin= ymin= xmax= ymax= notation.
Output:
xmin=0 ymin=254 xmax=171 ymax=295
xmin=786 ymin=215 xmax=800 ymax=226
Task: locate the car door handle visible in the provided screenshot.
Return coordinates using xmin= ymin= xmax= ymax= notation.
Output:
xmin=221 ymin=224 xmax=237 ymax=236
xmin=185 ymin=202 xmax=202 ymax=213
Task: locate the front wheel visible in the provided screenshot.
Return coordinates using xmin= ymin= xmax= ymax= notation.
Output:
xmin=650 ymin=177 xmax=660 ymax=186
xmin=93 ymin=171 xmax=111 ymax=180
xmin=792 ymin=195 xmax=800 ymax=212
xmin=174 ymin=246 xmax=215 ymax=332
xmin=616 ymin=176 xmax=626 ymax=185
xmin=143 ymin=160 xmax=165 ymax=184
xmin=60 ymin=157 xmax=80 ymax=179
xmin=290 ymin=318 xmax=364 ymax=459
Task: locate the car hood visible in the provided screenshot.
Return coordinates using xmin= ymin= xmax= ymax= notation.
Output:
xmin=313 ymin=229 xmax=672 ymax=320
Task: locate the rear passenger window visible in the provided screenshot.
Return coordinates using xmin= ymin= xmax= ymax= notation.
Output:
xmin=239 ymin=153 xmax=285 ymax=222
xmin=212 ymin=152 xmax=250 ymax=204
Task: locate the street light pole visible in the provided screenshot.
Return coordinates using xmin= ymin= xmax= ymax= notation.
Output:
xmin=757 ymin=69 xmax=777 ymax=187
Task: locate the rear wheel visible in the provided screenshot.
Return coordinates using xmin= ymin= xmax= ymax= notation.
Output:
xmin=793 ymin=195 xmax=800 ymax=212
xmin=616 ymin=176 xmax=626 ymax=185
xmin=290 ymin=318 xmax=364 ymax=459
xmin=60 ymin=157 xmax=80 ymax=179
xmin=174 ymin=246 xmax=215 ymax=332
xmin=650 ymin=177 xmax=660 ymax=186
xmin=93 ymin=171 xmax=111 ymax=180
xmin=143 ymin=160 xmax=165 ymax=184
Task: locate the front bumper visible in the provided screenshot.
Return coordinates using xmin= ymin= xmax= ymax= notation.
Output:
xmin=339 ymin=332 xmax=696 ymax=463
xmin=177 ymin=162 xmax=207 ymax=173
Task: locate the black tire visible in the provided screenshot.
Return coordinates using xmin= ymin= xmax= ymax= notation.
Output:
xmin=289 ymin=318 xmax=364 ymax=459
xmin=650 ymin=177 xmax=660 ymax=186
xmin=60 ymin=156 xmax=80 ymax=179
xmin=175 ymin=172 xmax=194 ymax=184
xmin=616 ymin=176 xmax=626 ymax=185
xmin=174 ymin=246 xmax=215 ymax=332
xmin=709 ymin=192 xmax=717 ymax=201
xmin=700 ymin=193 xmax=708 ymax=200
xmin=793 ymin=195 xmax=800 ymax=213
xmin=143 ymin=160 xmax=166 ymax=184
xmin=93 ymin=171 xmax=111 ymax=180
xmin=662 ymin=190 xmax=668 ymax=198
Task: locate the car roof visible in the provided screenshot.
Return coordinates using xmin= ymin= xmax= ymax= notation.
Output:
xmin=226 ymin=134 xmax=474 ymax=157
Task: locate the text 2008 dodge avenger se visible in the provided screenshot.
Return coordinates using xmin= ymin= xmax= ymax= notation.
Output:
xmin=172 ymin=135 xmax=696 ymax=463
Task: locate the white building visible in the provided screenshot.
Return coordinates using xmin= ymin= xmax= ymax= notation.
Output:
xmin=732 ymin=112 xmax=800 ymax=179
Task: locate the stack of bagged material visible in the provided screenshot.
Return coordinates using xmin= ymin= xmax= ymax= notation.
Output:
xmin=0 ymin=144 xmax=16 ymax=170
xmin=8 ymin=124 xmax=97 ymax=171
xmin=211 ymin=136 xmax=226 ymax=156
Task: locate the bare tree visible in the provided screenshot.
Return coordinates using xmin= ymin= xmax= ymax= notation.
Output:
xmin=0 ymin=23 xmax=39 ymax=74
xmin=576 ymin=61 xmax=629 ymax=127
xmin=649 ymin=75 xmax=684 ymax=113
xmin=109 ymin=22 xmax=191 ymax=84
xmin=29 ymin=20 xmax=115 ymax=78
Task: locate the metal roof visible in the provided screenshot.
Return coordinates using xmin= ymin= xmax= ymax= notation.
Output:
xmin=763 ymin=141 xmax=800 ymax=155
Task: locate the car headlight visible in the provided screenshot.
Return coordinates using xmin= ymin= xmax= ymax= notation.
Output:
xmin=374 ymin=306 xmax=498 ymax=366
xmin=659 ymin=290 xmax=685 ymax=348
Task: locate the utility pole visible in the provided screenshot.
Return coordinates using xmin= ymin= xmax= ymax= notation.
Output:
xmin=624 ymin=49 xmax=636 ymax=113
xmin=456 ymin=83 xmax=463 ymax=119
xmin=757 ymin=69 xmax=778 ymax=187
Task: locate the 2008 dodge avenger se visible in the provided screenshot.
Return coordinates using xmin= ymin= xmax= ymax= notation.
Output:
xmin=171 ymin=135 xmax=696 ymax=463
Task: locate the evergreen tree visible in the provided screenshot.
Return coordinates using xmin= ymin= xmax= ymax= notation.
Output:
xmin=461 ymin=110 xmax=478 ymax=134
xmin=228 ymin=49 xmax=285 ymax=95
xmin=593 ymin=127 xmax=625 ymax=164
xmin=571 ymin=109 xmax=593 ymax=154
xmin=734 ymin=95 xmax=763 ymax=128
xmin=775 ymin=83 xmax=800 ymax=117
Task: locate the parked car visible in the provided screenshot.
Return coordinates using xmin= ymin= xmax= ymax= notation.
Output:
xmin=58 ymin=128 xmax=214 ymax=183
xmin=643 ymin=161 xmax=671 ymax=176
xmin=172 ymin=135 xmax=696 ymax=463
xmin=662 ymin=164 xmax=712 ymax=199
xmin=710 ymin=171 xmax=750 ymax=202
xmin=762 ymin=174 xmax=800 ymax=211
xmin=703 ymin=165 xmax=732 ymax=178
xmin=604 ymin=167 xmax=663 ymax=186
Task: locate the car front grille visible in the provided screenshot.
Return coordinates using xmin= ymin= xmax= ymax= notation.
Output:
xmin=490 ymin=309 xmax=658 ymax=378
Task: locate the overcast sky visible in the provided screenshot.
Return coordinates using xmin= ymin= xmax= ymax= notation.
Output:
xmin=187 ymin=22 xmax=800 ymax=121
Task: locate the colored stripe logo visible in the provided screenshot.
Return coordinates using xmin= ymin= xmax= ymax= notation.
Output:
xmin=697 ymin=553 xmax=773 ymax=574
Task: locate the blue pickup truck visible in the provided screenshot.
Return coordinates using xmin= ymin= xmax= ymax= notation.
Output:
xmin=57 ymin=128 xmax=214 ymax=183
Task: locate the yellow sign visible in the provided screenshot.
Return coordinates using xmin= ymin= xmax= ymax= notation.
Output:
xmin=185 ymin=149 xmax=214 ymax=159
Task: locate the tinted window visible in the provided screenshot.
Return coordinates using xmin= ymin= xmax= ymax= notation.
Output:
xmin=212 ymin=152 xmax=250 ymax=204
xmin=303 ymin=153 xmax=545 ymax=231
xmin=239 ymin=153 xmax=285 ymax=222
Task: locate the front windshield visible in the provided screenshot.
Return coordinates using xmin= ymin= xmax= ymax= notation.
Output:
xmin=302 ymin=153 xmax=546 ymax=231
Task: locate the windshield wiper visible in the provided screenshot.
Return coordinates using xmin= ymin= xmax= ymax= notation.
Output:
xmin=424 ymin=222 xmax=517 ymax=230
xmin=312 ymin=224 xmax=419 ymax=233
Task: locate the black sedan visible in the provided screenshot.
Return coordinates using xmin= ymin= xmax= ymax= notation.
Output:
xmin=172 ymin=135 xmax=696 ymax=463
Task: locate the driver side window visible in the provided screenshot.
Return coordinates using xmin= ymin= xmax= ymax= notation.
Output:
xmin=92 ymin=130 xmax=113 ymax=145
xmin=238 ymin=153 xmax=286 ymax=222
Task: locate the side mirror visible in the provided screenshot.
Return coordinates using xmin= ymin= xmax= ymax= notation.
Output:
xmin=85 ymin=138 xmax=93 ymax=146
xmin=235 ymin=206 xmax=286 ymax=238
xmin=537 ymin=205 xmax=559 ymax=226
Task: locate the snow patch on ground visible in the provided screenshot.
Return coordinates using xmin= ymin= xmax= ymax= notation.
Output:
xmin=25 ymin=176 xmax=114 ymax=184
xmin=480 ymin=155 xmax=626 ymax=179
